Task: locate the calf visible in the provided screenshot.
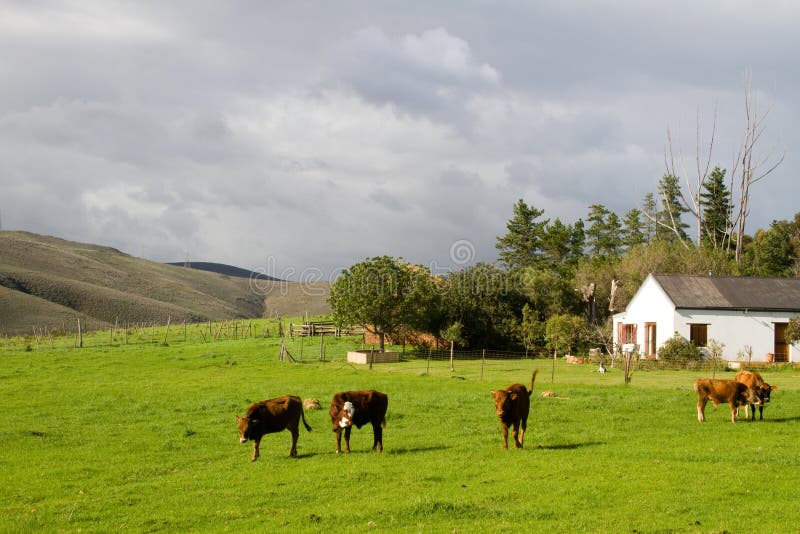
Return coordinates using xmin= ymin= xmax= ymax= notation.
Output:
xmin=491 ymin=370 xmax=538 ymax=449
xmin=329 ymin=390 xmax=388 ymax=453
xmin=735 ymin=370 xmax=778 ymax=420
xmin=235 ymin=395 xmax=311 ymax=461
xmin=693 ymin=378 xmax=759 ymax=423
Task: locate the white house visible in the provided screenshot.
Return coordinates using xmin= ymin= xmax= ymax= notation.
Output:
xmin=613 ymin=273 xmax=800 ymax=363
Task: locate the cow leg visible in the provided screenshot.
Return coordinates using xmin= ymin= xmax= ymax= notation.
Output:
xmin=252 ymin=437 xmax=261 ymax=462
xmin=289 ymin=428 xmax=299 ymax=457
xmin=512 ymin=421 xmax=522 ymax=448
xmin=697 ymin=398 xmax=707 ymax=422
xmin=729 ymin=404 xmax=738 ymax=423
xmin=371 ymin=421 xmax=383 ymax=452
xmin=334 ymin=428 xmax=343 ymax=454
xmin=343 ymin=426 xmax=352 ymax=454
xmin=758 ymin=404 xmax=764 ymax=420
xmin=518 ymin=418 xmax=527 ymax=448
xmin=500 ymin=423 xmax=509 ymax=449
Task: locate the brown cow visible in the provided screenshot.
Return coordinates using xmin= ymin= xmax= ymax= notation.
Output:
xmin=491 ymin=370 xmax=538 ymax=449
xmin=329 ymin=390 xmax=388 ymax=453
xmin=693 ymin=378 xmax=759 ymax=423
xmin=735 ymin=370 xmax=778 ymax=420
xmin=235 ymin=395 xmax=311 ymax=461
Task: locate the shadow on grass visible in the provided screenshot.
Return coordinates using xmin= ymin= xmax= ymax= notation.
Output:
xmin=534 ymin=441 xmax=606 ymax=450
xmin=756 ymin=416 xmax=800 ymax=423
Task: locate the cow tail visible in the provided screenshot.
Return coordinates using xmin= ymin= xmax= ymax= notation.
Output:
xmin=301 ymin=408 xmax=312 ymax=432
xmin=529 ymin=369 xmax=539 ymax=397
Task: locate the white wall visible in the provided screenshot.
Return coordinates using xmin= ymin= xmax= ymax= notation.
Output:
xmin=613 ymin=274 xmax=800 ymax=362
xmin=675 ymin=309 xmax=797 ymax=363
xmin=614 ymin=274 xmax=677 ymax=355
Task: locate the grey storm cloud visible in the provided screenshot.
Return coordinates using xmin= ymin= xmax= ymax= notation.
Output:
xmin=0 ymin=1 xmax=798 ymax=277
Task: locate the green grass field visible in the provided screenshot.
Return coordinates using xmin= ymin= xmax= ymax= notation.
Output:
xmin=1 ymin=329 xmax=799 ymax=533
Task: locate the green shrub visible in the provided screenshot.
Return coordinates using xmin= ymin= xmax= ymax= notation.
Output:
xmin=657 ymin=332 xmax=702 ymax=361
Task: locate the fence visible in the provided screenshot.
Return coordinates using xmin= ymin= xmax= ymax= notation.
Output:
xmin=2 ymin=318 xmax=791 ymax=380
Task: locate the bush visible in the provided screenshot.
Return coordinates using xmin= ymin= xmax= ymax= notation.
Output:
xmin=657 ymin=332 xmax=702 ymax=362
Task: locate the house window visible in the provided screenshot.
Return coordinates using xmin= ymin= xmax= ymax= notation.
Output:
xmin=689 ymin=324 xmax=708 ymax=347
xmin=617 ymin=323 xmax=637 ymax=346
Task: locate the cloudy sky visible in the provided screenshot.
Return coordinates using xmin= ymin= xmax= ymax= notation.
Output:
xmin=1 ymin=1 xmax=796 ymax=280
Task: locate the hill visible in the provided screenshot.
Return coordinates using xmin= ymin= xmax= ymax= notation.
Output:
xmin=0 ymin=231 xmax=330 ymax=335
xmin=165 ymin=261 xmax=282 ymax=281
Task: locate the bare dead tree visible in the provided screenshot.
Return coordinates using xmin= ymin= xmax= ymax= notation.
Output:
xmin=654 ymin=74 xmax=783 ymax=261
xmin=665 ymin=107 xmax=717 ymax=246
xmin=730 ymin=73 xmax=785 ymax=263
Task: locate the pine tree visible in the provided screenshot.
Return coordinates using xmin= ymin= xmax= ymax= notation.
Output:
xmin=605 ymin=212 xmax=622 ymax=258
xmin=621 ymin=208 xmax=646 ymax=249
xmin=699 ymin=166 xmax=731 ymax=249
xmin=656 ymin=174 xmax=689 ymax=243
xmin=585 ymin=204 xmax=610 ymax=257
xmin=642 ymin=193 xmax=656 ymax=244
xmin=495 ymin=199 xmax=548 ymax=270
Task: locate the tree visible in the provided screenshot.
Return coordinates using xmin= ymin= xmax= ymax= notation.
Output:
xmin=785 ymin=317 xmax=800 ymax=346
xmin=745 ymin=220 xmax=795 ymax=277
xmin=519 ymin=303 xmax=545 ymax=356
xmin=495 ymin=199 xmax=548 ymax=270
xmin=541 ymin=218 xmax=572 ymax=268
xmin=545 ymin=314 xmax=584 ymax=357
xmin=605 ymin=212 xmax=622 ymax=258
xmin=585 ymin=204 xmax=610 ymax=257
xmin=329 ymin=256 xmax=436 ymax=351
xmin=732 ymin=73 xmax=785 ymax=264
xmin=655 ymin=173 xmax=690 ymax=244
xmin=546 ymin=314 xmax=585 ymax=381
xmin=621 ymin=208 xmax=646 ymax=250
xmin=440 ymin=321 xmax=464 ymax=372
xmin=440 ymin=263 xmax=527 ymax=349
xmin=642 ymin=193 xmax=657 ymax=244
xmin=699 ymin=166 xmax=732 ymax=249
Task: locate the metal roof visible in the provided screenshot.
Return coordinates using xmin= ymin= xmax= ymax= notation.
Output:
xmin=652 ymin=274 xmax=800 ymax=311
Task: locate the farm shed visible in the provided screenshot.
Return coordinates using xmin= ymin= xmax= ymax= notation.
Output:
xmin=613 ymin=273 xmax=800 ymax=363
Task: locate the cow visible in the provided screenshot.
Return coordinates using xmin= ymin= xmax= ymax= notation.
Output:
xmin=235 ymin=395 xmax=311 ymax=461
xmin=491 ymin=370 xmax=538 ymax=449
xmin=329 ymin=390 xmax=388 ymax=454
xmin=693 ymin=378 xmax=760 ymax=423
xmin=735 ymin=370 xmax=778 ymax=421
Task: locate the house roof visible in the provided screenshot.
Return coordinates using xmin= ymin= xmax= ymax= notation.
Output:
xmin=652 ymin=273 xmax=800 ymax=311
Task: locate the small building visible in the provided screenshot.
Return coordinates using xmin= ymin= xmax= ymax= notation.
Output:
xmin=613 ymin=273 xmax=800 ymax=362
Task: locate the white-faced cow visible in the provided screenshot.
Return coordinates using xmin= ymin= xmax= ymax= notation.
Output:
xmin=235 ymin=395 xmax=311 ymax=461
xmin=329 ymin=390 xmax=388 ymax=454
xmin=693 ymin=378 xmax=759 ymax=423
xmin=735 ymin=370 xmax=778 ymax=420
xmin=491 ymin=370 xmax=538 ymax=449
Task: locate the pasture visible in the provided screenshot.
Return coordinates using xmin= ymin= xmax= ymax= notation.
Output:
xmin=1 ymin=332 xmax=799 ymax=533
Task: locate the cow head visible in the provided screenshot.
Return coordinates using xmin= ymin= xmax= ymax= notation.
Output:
xmin=334 ymin=401 xmax=356 ymax=429
xmin=235 ymin=415 xmax=257 ymax=443
xmin=491 ymin=390 xmax=518 ymax=419
xmin=756 ymin=383 xmax=778 ymax=406
xmin=739 ymin=387 xmax=761 ymax=407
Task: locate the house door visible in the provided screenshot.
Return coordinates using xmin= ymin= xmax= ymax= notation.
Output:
xmin=774 ymin=323 xmax=789 ymax=362
xmin=644 ymin=322 xmax=657 ymax=358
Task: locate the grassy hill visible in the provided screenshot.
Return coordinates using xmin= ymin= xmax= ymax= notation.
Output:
xmin=165 ymin=261 xmax=282 ymax=280
xmin=0 ymin=231 xmax=329 ymax=335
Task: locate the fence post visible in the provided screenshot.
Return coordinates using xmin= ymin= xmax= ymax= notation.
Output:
xmin=77 ymin=318 xmax=83 ymax=348
xmin=369 ymin=346 xmax=374 ymax=370
xmin=426 ymin=346 xmax=432 ymax=374
xmin=481 ymin=349 xmax=486 ymax=380
xmin=319 ymin=333 xmax=324 ymax=361
xmin=163 ymin=316 xmax=171 ymax=345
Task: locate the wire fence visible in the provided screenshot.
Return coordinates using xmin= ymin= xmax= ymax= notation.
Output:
xmin=2 ymin=318 xmax=791 ymax=378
